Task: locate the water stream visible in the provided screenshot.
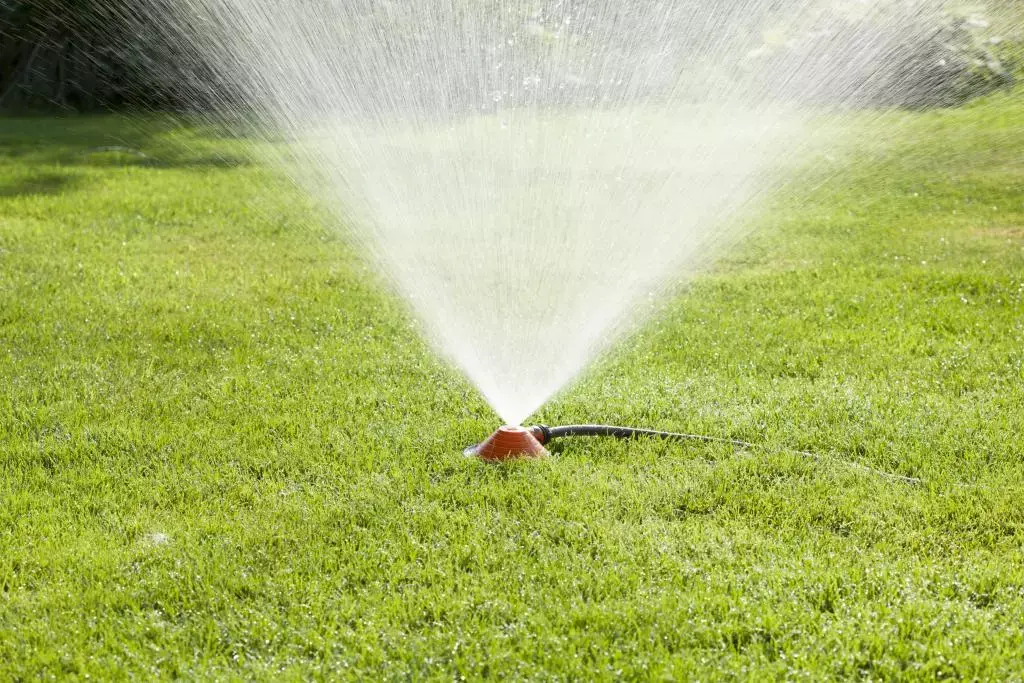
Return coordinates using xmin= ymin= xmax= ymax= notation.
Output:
xmin=151 ymin=0 xmax=953 ymax=424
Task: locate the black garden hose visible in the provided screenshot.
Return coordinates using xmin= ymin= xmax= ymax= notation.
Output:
xmin=526 ymin=423 xmax=921 ymax=485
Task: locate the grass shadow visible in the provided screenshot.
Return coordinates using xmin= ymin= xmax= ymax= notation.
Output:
xmin=0 ymin=115 xmax=255 ymax=170
xmin=0 ymin=171 xmax=80 ymax=198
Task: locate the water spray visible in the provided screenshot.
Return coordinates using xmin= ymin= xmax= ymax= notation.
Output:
xmin=148 ymin=0 xmax=962 ymax=437
xmin=150 ymin=0 xmax=967 ymax=486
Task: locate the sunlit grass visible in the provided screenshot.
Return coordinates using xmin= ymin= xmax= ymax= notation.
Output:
xmin=1 ymin=92 xmax=1023 ymax=678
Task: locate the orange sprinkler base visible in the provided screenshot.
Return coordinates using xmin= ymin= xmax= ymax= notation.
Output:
xmin=464 ymin=425 xmax=549 ymax=462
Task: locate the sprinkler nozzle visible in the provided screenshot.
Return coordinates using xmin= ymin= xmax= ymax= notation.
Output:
xmin=464 ymin=425 xmax=549 ymax=462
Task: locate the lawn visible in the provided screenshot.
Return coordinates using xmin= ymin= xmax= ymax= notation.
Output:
xmin=1 ymin=91 xmax=1023 ymax=679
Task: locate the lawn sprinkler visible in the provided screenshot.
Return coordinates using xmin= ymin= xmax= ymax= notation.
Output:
xmin=463 ymin=423 xmax=922 ymax=484
xmin=463 ymin=423 xmax=745 ymax=462
xmin=462 ymin=425 xmax=549 ymax=461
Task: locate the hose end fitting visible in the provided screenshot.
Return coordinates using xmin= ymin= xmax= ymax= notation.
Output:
xmin=528 ymin=424 xmax=551 ymax=444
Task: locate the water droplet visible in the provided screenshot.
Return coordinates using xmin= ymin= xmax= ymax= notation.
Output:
xmin=146 ymin=532 xmax=170 ymax=546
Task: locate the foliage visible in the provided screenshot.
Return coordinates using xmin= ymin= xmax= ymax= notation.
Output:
xmin=746 ymin=6 xmax=1018 ymax=108
xmin=0 ymin=0 xmax=206 ymax=112
xmin=1 ymin=1 xmax=1019 ymax=113
xmin=1 ymin=89 xmax=1023 ymax=677
xmin=868 ymin=10 xmax=1017 ymax=107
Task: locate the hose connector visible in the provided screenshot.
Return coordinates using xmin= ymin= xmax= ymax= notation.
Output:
xmin=528 ymin=424 xmax=552 ymax=445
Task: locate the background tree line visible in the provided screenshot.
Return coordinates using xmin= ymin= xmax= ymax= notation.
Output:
xmin=0 ymin=0 xmax=1019 ymax=114
xmin=0 ymin=0 xmax=214 ymax=112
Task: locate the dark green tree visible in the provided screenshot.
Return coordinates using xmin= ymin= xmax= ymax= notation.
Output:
xmin=0 ymin=0 xmax=210 ymax=112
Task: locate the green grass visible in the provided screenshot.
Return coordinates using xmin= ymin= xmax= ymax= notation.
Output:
xmin=1 ymin=94 xmax=1023 ymax=680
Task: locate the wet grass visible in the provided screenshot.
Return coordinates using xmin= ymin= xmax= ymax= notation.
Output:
xmin=1 ymin=93 xmax=1023 ymax=679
